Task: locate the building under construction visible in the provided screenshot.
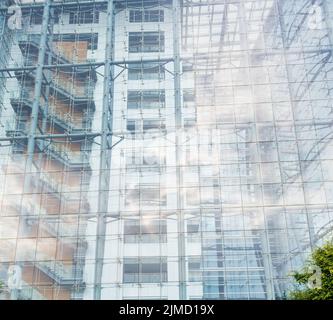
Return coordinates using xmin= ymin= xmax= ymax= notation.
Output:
xmin=0 ymin=0 xmax=333 ymax=300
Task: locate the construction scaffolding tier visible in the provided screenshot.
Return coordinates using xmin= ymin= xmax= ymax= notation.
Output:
xmin=0 ymin=0 xmax=333 ymax=300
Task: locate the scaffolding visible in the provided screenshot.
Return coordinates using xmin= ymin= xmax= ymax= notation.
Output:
xmin=0 ymin=0 xmax=182 ymax=300
xmin=0 ymin=0 xmax=332 ymax=300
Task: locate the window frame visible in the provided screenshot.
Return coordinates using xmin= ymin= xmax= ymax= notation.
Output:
xmin=129 ymin=9 xmax=164 ymax=23
xmin=128 ymin=32 xmax=165 ymax=53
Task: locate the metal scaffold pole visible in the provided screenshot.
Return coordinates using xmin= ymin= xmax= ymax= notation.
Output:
xmin=24 ymin=0 xmax=52 ymax=189
xmin=323 ymin=0 xmax=333 ymax=48
xmin=9 ymin=0 xmax=52 ymax=301
xmin=38 ymin=7 xmax=54 ymax=164
xmin=173 ymin=0 xmax=187 ymax=300
xmin=94 ymin=0 xmax=115 ymax=300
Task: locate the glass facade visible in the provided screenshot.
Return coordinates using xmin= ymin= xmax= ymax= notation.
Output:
xmin=0 ymin=0 xmax=332 ymax=300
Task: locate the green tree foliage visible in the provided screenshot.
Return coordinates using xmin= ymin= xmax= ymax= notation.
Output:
xmin=289 ymin=242 xmax=333 ymax=300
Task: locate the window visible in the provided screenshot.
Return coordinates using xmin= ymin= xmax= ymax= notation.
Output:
xmin=127 ymin=119 xmax=165 ymax=134
xmin=124 ymin=219 xmax=167 ymax=243
xmin=52 ymin=33 xmax=98 ymax=50
xmin=28 ymin=9 xmax=59 ymax=25
xmin=129 ymin=32 xmax=165 ymax=53
xmin=126 ymin=187 xmax=166 ymax=206
xmin=126 ymin=144 xmax=166 ymax=168
xmin=127 ymin=90 xmax=165 ymax=109
xmin=129 ymin=10 xmax=143 ymax=23
xmin=188 ymin=257 xmax=202 ymax=282
xmin=183 ymin=62 xmax=194 ymax=72
xmin=141 ymin=188 xmax=165 ymax=205
xmin=129 ymin=10 xmax=164 ymax=23
xmin=30 ymin=12 xmax=43 ymax=25
xmin=123 ymin=257 xmax=167 ymax=283
xmin=143 ymin=120 xmax=165 ymax=133
xmin=187 ymin=219 xmax=201 ymax=243
xmin=144 ymin=10 xmax=164 ymax=22
xmin=187 ymin=220 xmax=200 ymax=233
xmin=128 ymin=63 xmax=165 ymax=80
xmin=53 ymin=10 xmax=61 ymax=24
xmin=69 ymin=11 xmax=99 ymax=24
xmin=33 ymin=12 xmax=61 ymax=25
xmin=186 ymin=188 xmax=200 ymax=206
xmin=184 ymin=119 xmax=196 ymax=128
xmin=183 ymin=89 xmax=195 ymax=108
xmin=127 ymin=120 xmax=137 ymax=134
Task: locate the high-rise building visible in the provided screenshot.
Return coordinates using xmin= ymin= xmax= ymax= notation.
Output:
xmin=0 ymin=0 xmax=333 ymax=300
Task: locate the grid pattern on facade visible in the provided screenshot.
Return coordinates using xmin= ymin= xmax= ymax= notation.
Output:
xmin=0 ymin=0 xmax=332 ymax=300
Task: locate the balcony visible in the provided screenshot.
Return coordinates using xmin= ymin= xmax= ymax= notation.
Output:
xmin=40 ymin=218 xmax=87 ymax=244
xmin=35 ymin=140 xmax=91 ymax=170
xmin=18 ymin=203 xmax=88 ymax=247
xmin=36 ymin=171 xmax=88 ymax=203
xmin=35 ymin=260 xmax=85 ymax=287
xmin=18 ymin=39 xmax=97 ymax=81
xmin=9 ymin=90 xmax=92 ymax=133
xmin=47 ymin=108 xmax=92 ymax=133
xmin=5 ymin=126 xmax=91 ymax=170
xmin=3 ymin=240 xmax=85 ymax=287
xmin=14 ymin=69 xmax=96 ymax=110
xmin=40 ymin=220 xmax=88 ymax=253
xmin=5 ymin=120 xmax=26 ymax=141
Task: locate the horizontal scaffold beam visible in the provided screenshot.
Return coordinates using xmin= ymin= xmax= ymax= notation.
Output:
xmin=0 ymin=132 xmax=109 ymax=142
xmin=0 ymin=0 xmax=173 ymax=12
xmin=0 ymin=58 xmax=174 ymax=73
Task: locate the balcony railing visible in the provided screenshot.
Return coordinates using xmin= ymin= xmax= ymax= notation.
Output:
xmin=6 ymin=245 xmax=84 ymax=286
xmin=37 ymin=171 xmax=86 ymax=201
xmin=10 ymin=90 xmax=91 ymax=132
xmin=10 ymin=88 xmax=44 ymax=107
xmin=14 ymin=68 xmax=95 ymax=103
xmin=18 ymin=203 xmax=87 ymax=243
xmin=41 ymin=218 xmax=87 ymax=241
xmin=19 ymin=39 xmax=74 ymax=66
xmin=34 ymin=260 xmax=82 ymax=285
xmin=5 ymin=119 xmax=25 ymax=138
xmin=35 ymin=140 xmax=90 ymax=170
xmin=18 ymin=38 xmax=97 ymax=81
xmin=50 ymin=79 xmax=95 ymax=101
xmin=47 ymin=107 xmax=91 ymax=132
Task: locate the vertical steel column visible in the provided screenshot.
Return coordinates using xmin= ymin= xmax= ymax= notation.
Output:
xmin=24 ymin=0 xmax=52 ymax=189
xmin=0 ymin=9 xmax=11 ymax=117
xmin=276 ymin=0 xmax=313 ymax=297
xmin=322 ymin=0 xmax=333 ymax=48
xmin=38 ymin=8 xmax=54 ymax=164
xmin=240 ymin=1 xmax=276 ymax=300
xmin=94 ymin=0 xmax=115 ymax=300
xmin=11 ymin=0 xmax=52 ymax=301
xmin=41 ymin=12 xmax=54 ymax=134
xmin=172 ymin=0 xmax=187 ymax=300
